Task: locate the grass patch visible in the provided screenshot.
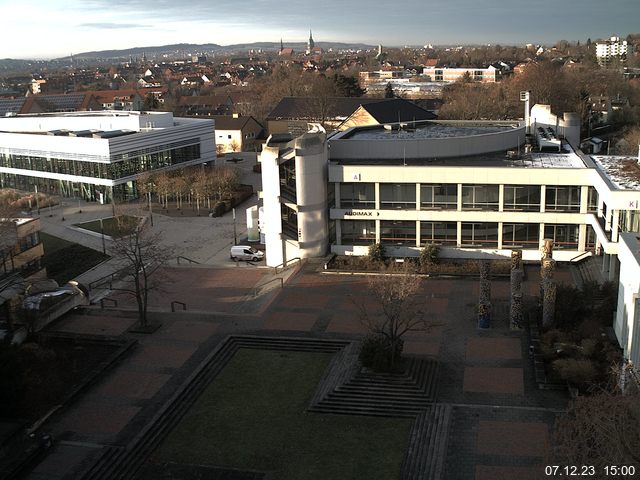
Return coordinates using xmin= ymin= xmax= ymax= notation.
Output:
xmin=74 ymin=215 xmax=139 ymax=238
xmin=150 ymin=349 xmax=412 ymax=480
xmin=40 ymin=232 xmax=109 ymax=284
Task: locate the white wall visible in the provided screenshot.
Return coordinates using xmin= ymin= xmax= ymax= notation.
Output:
xmin=615 ymin=233 xmax=640 ymax=366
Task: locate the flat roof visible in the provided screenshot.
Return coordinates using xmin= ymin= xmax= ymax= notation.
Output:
xmin=331 ymin=147 xmax=587 ymax=169
xmin=592 ymin=156 xmax=640 ymax=190
xmin=338 ymin=121 xmax=519 ymax=140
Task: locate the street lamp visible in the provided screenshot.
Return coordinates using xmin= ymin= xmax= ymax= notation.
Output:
xmin=232 ymin=208 xmax=237 ymax=245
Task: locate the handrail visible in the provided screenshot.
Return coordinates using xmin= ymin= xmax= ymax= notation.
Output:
xmin=89 ymin=266 xmax=129 ymax=290
xmin=253 ymin=277 xmax=284 ymax=297
xmin=171 ymin=301 xmax=187 ymax=312
xmin=569 ymin=251 xmax=592 ymax=263
xmin=177 ymin=255 xmax=200 ymax=265
xmin=273 ymin=257 xmax=303 ymax=274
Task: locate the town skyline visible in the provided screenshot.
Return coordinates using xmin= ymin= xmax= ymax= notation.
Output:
xmin=1 ymin=0 xmax=638 ymax=60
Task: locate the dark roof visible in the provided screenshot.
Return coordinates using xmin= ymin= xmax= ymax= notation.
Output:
xmin=267 ymin=97 xmax=387 ymax=121
xmin=210 ymin=115 xmax=263 ymax=131
xmin=359 ymin=98 xmax=437 ymax=123
xmin=0 ymin=98 xmax=26 ymax=116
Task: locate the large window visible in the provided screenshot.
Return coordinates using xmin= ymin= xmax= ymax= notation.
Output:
xmin=461 ymin=223 xmax=499 ymax=247
xmin=420 ymin=222 xmax=457 ymax=245
xmin=279 ymin=159 xmax=296 ymax=201
xmin=587 ymin=186 xmax=598 ymax=213
xmin=420 ymin=184 xmax=457 ymax=210
xmin=503 ymin=185 xmax=540 ymax=212
xmin=461 ymin=185 xmax=499 ymax=211
xmin=380 ymin=184 xmax=416 ymax=210
xmin=544 ymin=224 xmax=579 ymax=249
xmin=502 ymin=223 xmax=539 ymax=248
xmin=340 ymin=183 xmax=375 ymax=209
xmin=281 ymin=204 xmax=298 ymax=240
xmin=619 ymin=210 xmax=640 ymax=234
xmin=380 ymin=221 xmax=416 ymax=246
xmin=340 ymin=220 xmax=376 ymax=245
xmin=545 ymin=186 xmax=581 ymax=212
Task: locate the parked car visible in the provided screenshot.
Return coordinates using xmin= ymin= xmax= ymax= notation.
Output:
xmin=230 ymin=245 xmax=264 ymax=262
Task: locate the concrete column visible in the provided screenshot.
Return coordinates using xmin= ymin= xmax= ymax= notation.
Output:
xmin=498 ymin=185 xmax=504 ymax=212
xmin=612 ymin=209 xmax=620 ymax=242
xmin=416 ymin=220 xmax=421 ymax=247
xmin=456 ymin=221 xmax=462 ymax=247
xmin=375 ymin=183 xmax=380 ymax=210
xmin=539 ymin=223 xmax=545 ymax=250
xmin=334 ymin=183 xmax=341 ymax=209
xmin=497 ymin=222 xmax=504 ymax=249
xmin=457 ymin=184 xmax=463 ymax=211
xmin=605 ymin=205 xmax=612 ymax=232
xmin=597 ymin=198 xmax=604 ymax=217
xmin=415 ymin=183 xmax=420 ymax=211
xmin=609 ymin=254 xmax=618 ymax=281
xmin=580 ymin=185 xmax=589 ymax=214
xmin=335 ymin=219 xmax=342 ymax=246
xmin=375 ymin=219 xmax=380 ymax=243
xmin=578 ymin=224 xmax=587 ymax=252
xmin=540 ymin=185 xmax=546 ymax=213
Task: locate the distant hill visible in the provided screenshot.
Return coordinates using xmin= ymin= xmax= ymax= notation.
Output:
xmin=59 ymin=42 xmax=376 ymax=60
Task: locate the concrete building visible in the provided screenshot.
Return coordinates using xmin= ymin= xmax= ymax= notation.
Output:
xmin=615 ymin=232 xmax=640 ymax=367
xmin=596 ymin=36 xmax=633 ymax=66
xmin=258 ymin=106 xmax=640 ymax=274
xmin=422 ymin=66 xmax=499 ymax=83
xmin=0 ymin=111 xmax=215 ymax=202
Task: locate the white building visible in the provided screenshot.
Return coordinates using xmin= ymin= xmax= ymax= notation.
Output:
xmin=0 ymin=111 xmax=215 ymax=202
xmin=258 ymin=105 xmax=640 ymax=278
xmin=615 ymin=232 xmax=640 ymax=367
xmin=422 ymin=66 xmax=499 ymax=83
xmin=596 ymin=36 xmax=633 ymax=66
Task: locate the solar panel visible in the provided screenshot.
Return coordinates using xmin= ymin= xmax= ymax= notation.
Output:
xmin=0 ymin=98 xmax=26 ymax=116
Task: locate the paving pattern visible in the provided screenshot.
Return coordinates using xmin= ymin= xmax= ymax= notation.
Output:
xmin=26 ymin=261 xmax=571 ymax=480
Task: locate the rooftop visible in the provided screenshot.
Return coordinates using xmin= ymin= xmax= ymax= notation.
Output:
xmin=592 ymin=156 xmax=640 ymax=190
xmin=339 ymin=121 xmax=518 ymax=140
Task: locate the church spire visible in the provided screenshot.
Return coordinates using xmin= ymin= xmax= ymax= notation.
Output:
xmin=307 ymin=30 xmax=314 ymax=54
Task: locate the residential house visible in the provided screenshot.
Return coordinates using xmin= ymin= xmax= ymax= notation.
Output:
xmin=212 ymin=114 xmax=264 ymax=153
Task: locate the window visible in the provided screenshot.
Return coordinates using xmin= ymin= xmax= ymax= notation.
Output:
xmin=420 ymin=222 xmax=457 ymax=245
xmin=461 ymin=223 xmax=499 ymax=247
xmin=503 ymin=185 xmax=540 ymax=212
xmin=502 ymin=224 xmax=539 ymax=248
xmin=380 ymin=183 xmax=416 ymax=209
xmin=587 ymin=187 xmax=598 ymax=213
xmin=545 ymin=186 xmax=581 ymax=212
xmin=281 ymin=204 xmax=298 ymax=239
xmin=228 ymin=135 xmax=232 ymax=139
xmin=619 ymin=210 xmax=640 ymax=233
xmin=462 ymin=185 xmax=499 ymax=210
xmin=380 ymin=221 xmax=416 ymax=246
xmin=279 ymin=159 xmax=296 ymax=201
xmin=544 ymin=224 xmax=579 ymax=249
xmin=340 ymin=183 xmax=375 ymax=209
xmin=341 ymin=220 xmax=376 ymax=245
xmin=420 ymin=184 xmax=457 ymax=210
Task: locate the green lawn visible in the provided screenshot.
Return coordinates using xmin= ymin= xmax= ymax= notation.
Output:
xmin=40 ymin=232 xmax=109 ymax=284
xmin=152 ymin=349 xmax=412 ymax=480
xmin=73 ymin=215 xmax=139 ymax=238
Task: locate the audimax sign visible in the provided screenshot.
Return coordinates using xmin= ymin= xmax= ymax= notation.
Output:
xmin=344 ymin=210 xmax=380 ymax=217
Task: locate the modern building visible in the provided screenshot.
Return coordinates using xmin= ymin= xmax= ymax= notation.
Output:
xmin=596 ymin=36 xmax=633 ymax=66
xmin=422 ymin=66 xmax=500 ymax=83
xmin=615 ymin=232 xmax=640 ymax=367
xmin=258 ymin=105 xmax=640 ymax=279
xmin=0 ymin=111 xmax=215 ymax=202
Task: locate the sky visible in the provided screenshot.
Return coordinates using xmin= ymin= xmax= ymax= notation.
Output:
xmin=1 ymin=0 xmax=639 ymax=59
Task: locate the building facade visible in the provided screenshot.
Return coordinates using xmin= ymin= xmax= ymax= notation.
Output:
xmin=0 ymin=111 xmax=216 ymax=202
xmin=596 ymin=36 xmax=633 ymax=66
xmin=0 ymin=217 xmax=45 ymax=279
xmin=615 ymin=232 xmax=640 ymax=367
xmin=422 ymin=66 xmax=499 ymax=83
xmin=259 ymin=108 xmax=640 ymax=275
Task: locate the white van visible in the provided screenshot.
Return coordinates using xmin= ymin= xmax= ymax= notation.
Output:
xmin=230 ymin=245 xmax=264 ymax=262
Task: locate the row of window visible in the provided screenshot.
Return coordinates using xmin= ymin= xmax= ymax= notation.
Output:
xmin=340 ymin=220 xmax=591 ymax=250
xmin=339 ymin=183 xmax=598 ymax=213
xmin=0 ymin=143 xmax=201 ymax=181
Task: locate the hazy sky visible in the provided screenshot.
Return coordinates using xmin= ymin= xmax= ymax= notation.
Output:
xmin=1 ymin=0 xmax=638 ymax=59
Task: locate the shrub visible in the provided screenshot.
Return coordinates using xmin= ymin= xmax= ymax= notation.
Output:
xmin=368 ymin=243 xmax=386 ymax=263
xmin=419 ymin=243 xmax=440 ymax=267
xmin=552 ymin=358 xmax=598 ymax=387
xmin=359 ymin=334 xmax=403 ymax=372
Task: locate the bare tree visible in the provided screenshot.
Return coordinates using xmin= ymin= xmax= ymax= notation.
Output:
xmin=110 ymin=218 xmax=173 ymax=327
xmin=354 ymin=264 xmax=432 ymax=369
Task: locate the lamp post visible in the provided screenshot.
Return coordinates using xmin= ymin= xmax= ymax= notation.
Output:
xmin=232 ymin=208 xmax=237 ymax=245
xmin=99 ymin=218 xmax=106 ymax=254
xmin=148 ymin=190 xmax=154 ymax=227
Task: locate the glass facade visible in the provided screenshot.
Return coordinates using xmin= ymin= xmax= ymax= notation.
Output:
xmin=587 ymin=186 xmax=598 ymax=213
xmin=0 ymin=141 xmax=201 ymax=181
xmin=502 ymin=223 xmax=540 ymax=248
xmin=619 ymin=210 xmax=640 ymax=234
xmin=380 ymin=183 xmax=416 ymax=209
xmin=461 ymin=223 xmax=499 ymax=247
xmin=503 ymin=185 xmax=541 ymax=212
xmin=281 ymin=203 xmax=298 ymax=239
xmin=461 ymin=185 xmax=499 ymax=211
xmin=544 ymin=224 xmax=579 ymax=249
xmin=380 ymin=220 xmax=416 ymax=246
xmin=545 ymin=186 xmax=581 ymax=212
xmin=420 ymin=221 xmax=457 ymax=245
xmin=340 ymin=183 xmax=375 ymax=209
xmin=420 ymin=184 xmax=457 ymax=210
xmin=340 ymin=220 xmax=376 ymax=245
xmin=279 ymin=159 xmax=296 ymax=202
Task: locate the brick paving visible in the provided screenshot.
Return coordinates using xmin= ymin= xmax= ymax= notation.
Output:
xmin=28 ymin=261 xmax=572 ymax=479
